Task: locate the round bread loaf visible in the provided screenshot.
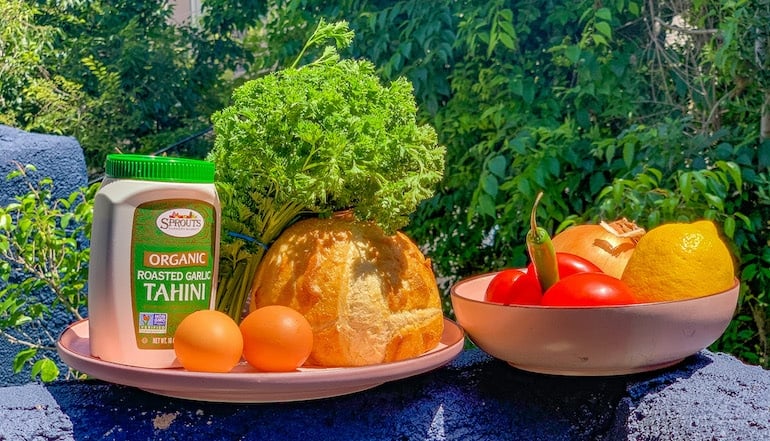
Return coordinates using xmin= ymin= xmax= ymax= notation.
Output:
xmin=249 ymin=216 xmax=444 ymax=367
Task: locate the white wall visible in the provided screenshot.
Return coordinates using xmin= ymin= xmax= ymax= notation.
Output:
xmin=169 ymin=0 xmax=201 ymax=25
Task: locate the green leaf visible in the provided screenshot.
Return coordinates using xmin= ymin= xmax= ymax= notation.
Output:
xmin=721 ymin=161 xmax=742 ymax=189
xmin=734 ymin=212 xmax=752 ymax=228
xmin=704 ymin=193 xmax=724 ymax=211
xmin=498 ymin=32 xmax=516 ymax=51
xmin=509 ymin=136 xmax=527 ymax=154
xmin=13 ymin=348 xmax=36 ymax=373
xmin=604 ymin=143 xmax=617 ymax=163
xmin=724 ymin=215 xmax=736 ymax=239
xmin=31 ymin=358 xmax=60 ymax=383
xmin=487 ymin=33 xmax=498 ymax=58
xmin=477 ymin=193 xmax=496 ymax=218
xmin=517 ymin=178 xmax=532 ymax=196
xmin=622 ymin=143 xmax=635 ymax=168
xmin=482 ymin=174 xmax=499 ymax=198
xmin=6 ymin=169 xmax=23 ymax=180
xmin=498 ymin=20 xmax=515 ymax=39
xmin=648 ymin=168 xmax=663 ymax=184
xmin=0 ymin=214 xmax=11 ymax=231
xmin=595 ymin=22 xmax=612 ymax=40
xmin=0 ymin=294 xmax=17 ymax=313
xmin=60 ymin=213 xmax=73 ymax=229
xmin=13 ymin=314 xmax=33 ymax=326
xmin=565 ymin=45 xmax=581 ymax=64
xmin=487 ymin=155 xmax=507 ymax=178
xmin=579 ymin=7 xmax=594 ymax=23
xmin=595 ymin=8 xmax=612 ymax=21
xmin=498 ymin=8 xmax=513 ymax=22
xmin=17 ymin=217 xmax=32 ymax=233
xmin=592 ymin=34 xmax=607 ymax=46
xmin=679 ymin=173 xmax=692 ymax=200
xmin=589 ymin=172 xmax=606 ymax=194
xmin=544 ymin=156 xmax=560 ymax=177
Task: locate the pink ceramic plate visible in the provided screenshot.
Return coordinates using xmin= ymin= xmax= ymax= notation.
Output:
xmin=57 ymin=318 xmax=464 ymax=403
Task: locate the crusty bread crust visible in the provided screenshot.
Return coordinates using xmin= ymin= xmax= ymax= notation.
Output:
xmin=250 ymin=216 xmax=444 ymax=367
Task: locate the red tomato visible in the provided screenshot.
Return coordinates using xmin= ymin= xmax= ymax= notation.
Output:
xmin=527 ymin=252 xmax=602 ymax=280
xmin=485 ymin=269 xmax=542 ymax=305
xmin=541 ymin=272 xmax=636 ymax=307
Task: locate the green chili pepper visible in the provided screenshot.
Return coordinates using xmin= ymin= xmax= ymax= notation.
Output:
xmin=526 ymin=192 xmax=559 ymax=291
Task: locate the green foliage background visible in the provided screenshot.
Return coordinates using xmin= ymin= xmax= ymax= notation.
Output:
xmin=1 ymin=0 xmax=768 ymax=376
xmin=0 ymin=0 xmax=244 ymax=175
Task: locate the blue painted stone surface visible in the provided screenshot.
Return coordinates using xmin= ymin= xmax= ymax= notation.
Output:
xmin=0 ymin=125 xmax=88 ymax=386
xmin=0 ymin=125 xmax=87 ymax=206
xmin=1 ymin=349 xmax=768 ymax=440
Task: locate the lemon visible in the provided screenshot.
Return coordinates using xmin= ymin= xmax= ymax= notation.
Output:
xmin=621 ymin=220 xmax=735 ymax=302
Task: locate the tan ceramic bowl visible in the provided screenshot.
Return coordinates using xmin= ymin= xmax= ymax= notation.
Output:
xmin=450 ymin=272 xmax=739 ymax=376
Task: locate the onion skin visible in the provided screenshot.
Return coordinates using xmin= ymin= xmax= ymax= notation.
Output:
xmin=551 ymin=220 xmax=644 ymax=279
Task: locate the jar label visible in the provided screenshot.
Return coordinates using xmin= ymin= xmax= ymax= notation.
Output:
xmin=131 ymin=199 xmax=216 ymax=349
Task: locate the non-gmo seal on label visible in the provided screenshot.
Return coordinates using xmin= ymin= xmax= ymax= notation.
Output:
xmin=156 ymin=209 xmax=205 ymax=237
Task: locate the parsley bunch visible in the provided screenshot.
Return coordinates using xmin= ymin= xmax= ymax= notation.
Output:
xmin=208 ymin=20 xmax=445 ymax=321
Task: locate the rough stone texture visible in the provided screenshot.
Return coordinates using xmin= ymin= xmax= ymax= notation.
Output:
xmin=618 ymin=351 xmax=770 ymax=440
xmin=0 ymin=383 xmax=73 ymax=441
xmin=1 ymin=349 xmax=767 ymax=440
xmin=0 ymin=125 xmax=88 ymax=386
xmin=0 ymin=125 xmax=87 ymax=206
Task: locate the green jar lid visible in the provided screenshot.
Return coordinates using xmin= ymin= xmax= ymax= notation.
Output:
xmin=105 ymin=154 xmax=215 ymax=183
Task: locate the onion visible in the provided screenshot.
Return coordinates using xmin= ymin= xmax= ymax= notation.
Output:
xmin=551 ymin=218 xmax=645 ymax=279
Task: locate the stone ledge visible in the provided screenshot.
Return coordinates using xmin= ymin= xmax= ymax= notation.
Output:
xmin=0 ymin=124 xmax=86 ymax=206
xmin=1 ymin=349 xmax=768 ymax=441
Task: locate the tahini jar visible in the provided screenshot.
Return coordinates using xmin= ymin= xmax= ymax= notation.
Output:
xmin=88 ymin=154 xmax=220 ymax=368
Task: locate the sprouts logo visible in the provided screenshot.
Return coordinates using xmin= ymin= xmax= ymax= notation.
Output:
xmin=156 ymin=209 xmax=204 ymax=237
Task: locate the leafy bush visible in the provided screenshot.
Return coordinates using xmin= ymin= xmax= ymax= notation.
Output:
xmin=0 ymin=0 xmax=238 ymax=175
xmin=244 ymin=0 xmax=770 ymax=367
xmin=0 ymin=165 xmax=97 ymax=381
